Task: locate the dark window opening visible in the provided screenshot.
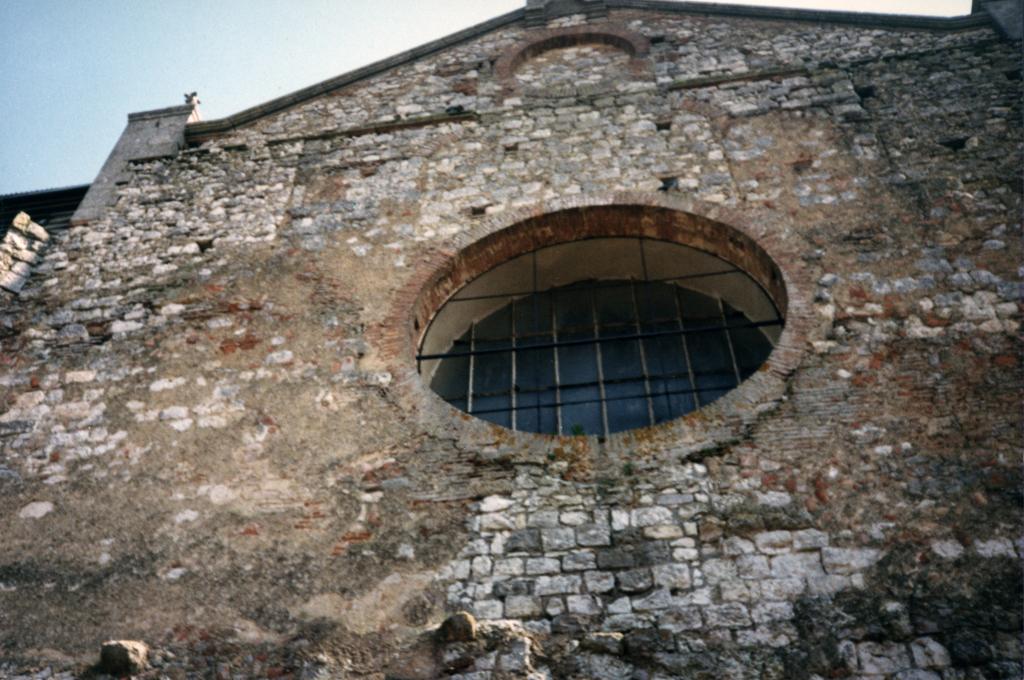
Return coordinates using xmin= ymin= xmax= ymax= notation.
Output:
xmin=419 ymin=238 xmax=782 ymax=437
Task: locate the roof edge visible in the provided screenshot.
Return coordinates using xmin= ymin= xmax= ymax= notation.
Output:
xmin=612 ymin=1 xmax=988 ymax=29
xmin=0 ymin=184 xmax=91 ymax=201
xmin=186 ymin=1 xmax=994 ymax=141
xmin=186 ymin=8 xmax=526 ymax=140
xmin=128 ymin=104 xmax=196 ymax=123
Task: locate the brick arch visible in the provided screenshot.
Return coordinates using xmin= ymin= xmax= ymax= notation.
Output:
xmin=494 ymin=25 xmax=652 ymax=90
xmin=375 ymin=192 xmax=817 ymax=466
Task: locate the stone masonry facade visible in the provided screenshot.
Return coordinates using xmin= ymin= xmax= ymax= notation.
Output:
xmin=0 ymin=2 xmax=1020 ymax=678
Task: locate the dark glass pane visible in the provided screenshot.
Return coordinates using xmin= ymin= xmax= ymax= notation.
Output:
xmin=516 ymin=399 xmax=558 ymax=434
xmin=555 ymin=286 xmax=594 ymax=335
xmin=516 ymin=345 xmax=555 ymax=391
xmin=594 ymin=283 xmax=636 ymax=338
xmin=722 ymin=301 xmax=775 ymax=380
xmin=677 ymin=288 xmax=721 ymax=328
xmin=679 ymin=289 xmax=737 ymax=405
xmin=476 ymin=403 xmax=511 ymax=429
xmin=561 ymin=396 xmax=602 ymax=436
xmin=475 ymin=305 xmax=512 ymax=344
xmin=558 ymin=341 xmax=601 ymax=436
xmin=651 ymin=377 xmax=697 ymax=422
xmin=635 ymin=281 xmax=680 ymax=326
xmin=605 ymin=380 xmax=650 ymax=431
xmin=472 ymin=307 xmax=513 ymax=426
xmin=430 ymin=333 xmax=470 ymax=401
xmin=601 ymin=338 xmax=643 ymax=381
xmin=730 ymin=327 xmax=773 ymax=377
xmin=515 ymin=292 xmax=552 ymax=346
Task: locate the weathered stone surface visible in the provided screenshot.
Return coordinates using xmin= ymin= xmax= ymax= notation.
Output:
xmin=99 ymin=640 xmax=149 ymax=675
xmin=0 ymin=3 xmax=1019 ymax=678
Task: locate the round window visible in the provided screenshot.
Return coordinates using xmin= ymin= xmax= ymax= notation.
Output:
xmin=417 ymin=237 xmax=783 ymax=437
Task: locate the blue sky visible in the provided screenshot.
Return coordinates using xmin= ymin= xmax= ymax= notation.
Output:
xmin=0 ymin=0 xmax=972 ymax=195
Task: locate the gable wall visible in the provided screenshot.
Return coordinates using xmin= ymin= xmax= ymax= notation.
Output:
xmin=0 ymin=8 xmax=1020 ymax=678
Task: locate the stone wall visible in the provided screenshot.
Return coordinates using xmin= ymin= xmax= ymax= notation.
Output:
xmin=0 ymin=6 xmax=1020 ymax=679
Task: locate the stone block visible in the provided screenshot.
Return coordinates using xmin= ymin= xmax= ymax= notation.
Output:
xmin=577 ymin=523 xmax=612 ymax=546
xmin=857 ymin=641 xmax=911 ymax=675
xmin=497 ymin=638 xmax=531 ymax=672
xmin=438 ymin=612 xmax=477 ymax=642
xmin=616 ymin=568 xmax=654 ymax=593
xmin=535 ymin=574 xmax=581 ymax=596
xmin=770 ymin=552 xmax=824 ymax=580
xmin=505 ymin=528 xmax=542 ymax=553
xmin=528 ymin=510 xmax=560 ymax=528
xmin=735 ymin=554 xmax=770 ymax=580
xmin=723 ymin=536 xmax=756 ymax=555
xmin=652 ymin=563 xmax=691 ymax=590
xmin=493 ymin=579 xmax=532 ymax=598
xmin=525 ymin=557 xmax=560 ymax=575
xmin=701 ymin=558 xmax=738 ymax=584
xmin=562 ymin=550 xmax=597 ymax=571
xmin=821 ymin=547 xmax=881 ymax=575
xmin=658 ymin=606 xmax=703 ymax=632
xmin=473 ymin=599 xmax=504 ymax=620
xmin=644 ymin=524 xmax=684 ymax=539
xmin=704 ymin=603 xmax=752 ymax=628
xmin=754 ymin=530 xmax=793 ymax=554
xmin=584 ymin=570 xmax=615 ymax=593
xmin=567 ymin=594 xmax=602 ymax=615
xmin=630 ymin=587 xmax=673 ymax=612
xmin=792 ymin=529 xmax=829 ymax=550
xmin=542 ymin=527 xmax=577 ymax=550
xmin=99 ymin=640 xmax=149 ymax=675
xmin=635 ymin=542 xmax=672 ymax=566
xmin=597 ymin=547 xmax=635 ymax=569
xmin=631 ymin=506 xmax=673 ymax=527
xmin=750 ymin=601 xmax=794 ymax=624
xmin=582 ymin=631 xmax=623 ymax=655
xmin=504 ymin=595 xmax=543 ymax=618
xmin=758 ymin=578 xmax=805 ymax=599
xmin=893 ymin=671 xmax=941 ymax=680
xmin=493 ymin=557 xmax=525 ymax=576
xmin=911 ymin=637 xmax=951 ymax=668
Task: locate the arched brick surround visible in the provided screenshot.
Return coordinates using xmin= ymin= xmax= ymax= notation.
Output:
xmin=494 ymin=25 xmax=652 ymax=92
xmin=376 ymin=193 xmax=817 ymax=466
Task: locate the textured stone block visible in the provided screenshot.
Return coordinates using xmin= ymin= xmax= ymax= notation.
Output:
xmin=821 ymin=547 xmax=881 ymax=575
xmin=704 ymin=603 xmax=752 ymax=628
xmin=99 ymin=640 xmax=148 ymax=675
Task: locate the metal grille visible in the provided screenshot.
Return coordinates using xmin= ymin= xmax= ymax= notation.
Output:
xmin=419 ymin=239 xmax=783 ymax=437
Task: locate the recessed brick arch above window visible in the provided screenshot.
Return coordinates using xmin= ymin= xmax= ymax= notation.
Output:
xmin=379 ymin=194 xmax=817 ymax=455
xmin=494 ymin=25 xmax=652 ymax=94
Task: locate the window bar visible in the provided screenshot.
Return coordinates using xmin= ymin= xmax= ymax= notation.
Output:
xmin=510 ymin=299 xmax=518 ymax=431
xmin=589 ymin=288 xmax=611 ymax=439
xmin=416 ymin=318 xmax=784 ymax=361
xmin=718 ymin=297 xmax=743 ymax=387
xmin=466 ymin=321 xmax=476 ymax=415
xmin=446 ymin=268 xmax=741 ymax=303
xmin=531 ymin=251 xmax=542 ymax=432
xmin=630 ymin=280 xmax=657 ymax=427
xmin=550 ymin=288 xmax=563 ymax=436
xmin=470 ymin=367 xmax=729 ymax=401
xmin=674 ymin=286 xmax=701 ymax=413
xmin=469 ymin=380 xmax=750 ymax=416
